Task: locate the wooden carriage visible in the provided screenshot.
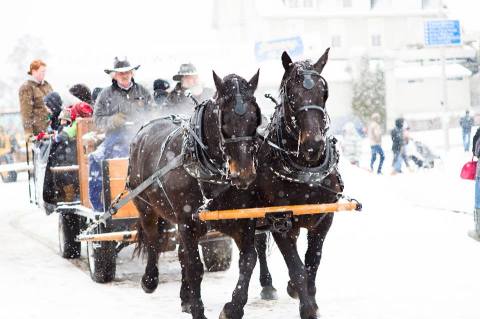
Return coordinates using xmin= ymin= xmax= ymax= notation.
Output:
xmin=30 ymin=118 xmax=233 ymax=283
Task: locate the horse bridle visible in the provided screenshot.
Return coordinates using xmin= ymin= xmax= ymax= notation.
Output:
xmin=281 ymin=66 xmax=330 ymax=140
xmin=215 ymin=77 xmax=260 ymax=176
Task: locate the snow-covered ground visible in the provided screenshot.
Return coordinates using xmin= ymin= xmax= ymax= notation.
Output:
xmin=1 ymin=128 xmax=479 ymax=319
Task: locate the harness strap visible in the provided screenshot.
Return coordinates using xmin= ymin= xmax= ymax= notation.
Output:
xmin=81 ymin=154 xmax=184 ymax=235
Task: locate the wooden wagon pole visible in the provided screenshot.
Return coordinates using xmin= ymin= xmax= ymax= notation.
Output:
xmin=198 ymin=201 xmax=361 ymax=221
xmin=77 ymin=230 xmax=138 ymax=242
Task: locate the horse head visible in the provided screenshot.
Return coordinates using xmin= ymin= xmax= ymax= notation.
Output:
xmin=280 ymin=48 xmax=330 ymax=163
xmin=212 ymin=70 xmax=261 ymax=189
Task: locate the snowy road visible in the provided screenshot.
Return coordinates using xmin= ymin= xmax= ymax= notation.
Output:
xmin=1 ymin=146 xmax=479 ymax=319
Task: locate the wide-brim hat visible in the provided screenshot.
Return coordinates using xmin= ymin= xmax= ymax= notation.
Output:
xmin=173 ymin=63 xmax=198 ymax=81
xmin=104 ymin=57 xmax=140 ymax=74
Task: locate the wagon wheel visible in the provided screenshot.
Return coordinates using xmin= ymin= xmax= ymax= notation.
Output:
xmin=201 ymin=238 xmax=232 ymax=272
xmin=86 ymin=224 xmax=116 ymax=283
xmin=58 ymin=211 xmax=81 ymax=258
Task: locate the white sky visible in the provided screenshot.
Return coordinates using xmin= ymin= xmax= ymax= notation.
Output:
xmin=0 ymin=0 xmax=479 ymax=96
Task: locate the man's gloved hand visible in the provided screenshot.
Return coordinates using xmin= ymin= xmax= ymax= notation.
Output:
xmin=111 ymin=113 xmax=127 ymax=128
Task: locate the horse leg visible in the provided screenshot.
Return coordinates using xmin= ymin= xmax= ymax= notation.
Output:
xmin=139 ymin=208 xmax=160 ymax=293
xmin=272 ymin=231 xmax=318 ymax=319
xmin=178 ymin=224 xmax=206 ymax=319
xmin=304 ymin=215 xmax=333 ymax=311
xmin=220 ymin=221 xmax=257 ymax=319
xmin=255 ymin=232 xmax=277 ymax=300
xmin=178 ymin=242 xmax=191 ymax=314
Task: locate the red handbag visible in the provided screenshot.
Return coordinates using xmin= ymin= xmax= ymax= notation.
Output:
xmin=461 ymin=159 xmax=477 ymax=180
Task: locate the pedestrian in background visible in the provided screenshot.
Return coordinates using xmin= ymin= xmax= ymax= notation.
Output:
xmin=460 ymin=110 xmax=474 ymax=152
xmin=367 ymin=113 xmax=385 ymax=174
xmin=391 ymin=117 xmax=405 ymax=174
xmin=341 ymin=121 xmax=362 ymax=166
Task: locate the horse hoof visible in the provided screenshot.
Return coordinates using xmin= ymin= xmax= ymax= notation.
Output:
xmin=287 ymin=282 xmax=299 ymax=299
xmin=141 ymin=275 xmax=158 ymax=294
xmin=260 ymin=286 xmax=278 ymax=300
xmin=181 ymin=302 xmax=191 ymax=314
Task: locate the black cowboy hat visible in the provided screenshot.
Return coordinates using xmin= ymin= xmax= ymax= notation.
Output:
xmin=173 ymin=63 xmax=198 ymax=81
xmin=104 ymin=57 xmax=140 ymax=74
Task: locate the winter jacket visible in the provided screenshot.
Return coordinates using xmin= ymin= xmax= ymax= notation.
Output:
xmin=18 ymin=79 xmax=53 ymax=136
xmin=460 ymin=115 xmax=474 ymax=133
xmin=55 ymin=121 xmax=77 ymax=143
xmin=391 ymin=119 xmax=405 ymax=152
xmin=163 ymin=83 xmax=213 ymax=115
xmin=473 ymin=127 xmax=480 ymax=156
xmin=367 ymin=120 xmax=382 ymax=145
xmin=93 ymin=79 xmax=152 ymax=138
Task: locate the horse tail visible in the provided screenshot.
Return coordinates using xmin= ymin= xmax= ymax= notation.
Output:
xmin=133 ymin=219 xmax=147 ymax=258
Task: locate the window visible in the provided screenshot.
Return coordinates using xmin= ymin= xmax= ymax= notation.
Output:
xmin=285 ymin=0 xmax=299 ymax=7
xmin=343 ymin=0 xmax=352 ymax=8
xmin=331 ymin=35 xmax=342 ymax=47
xmin=370 ymin=0 xmax=378 ymax=9
xmin=422 ymin=0 xmax=430 ymax=9
xmin=303 ymin=0 xmax=314 ymax=7
xmin=407 ymin=79 xmax=423 ymax=84
xmin=371 ymin=34 xmax=382 ymax=47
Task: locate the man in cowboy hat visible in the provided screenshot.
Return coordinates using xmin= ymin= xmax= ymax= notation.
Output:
xmin=163 ymin=63 xmax=213 ymax=115
xmin=88 ymin=57 xmax=152 ymax=211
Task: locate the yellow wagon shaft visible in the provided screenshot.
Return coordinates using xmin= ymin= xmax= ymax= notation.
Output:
xmin=198 ymin=201 xmax=361 ymax=221
xmin=77 ymin=230 xmax=138 ymax=242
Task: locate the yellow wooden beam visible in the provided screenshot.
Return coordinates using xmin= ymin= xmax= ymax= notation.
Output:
xmin=198 ymin=201 xmax=360 ymax=221
xmin=77 ymin=230 xmax=137 ymax=242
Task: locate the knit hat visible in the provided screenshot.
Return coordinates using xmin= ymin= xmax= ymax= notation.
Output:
xmin=58 ymin=109 xmax=72 ymax=123
xmin=173 ymin=63 xmax=198 ymax=81
xmin=69 ymin=84 xmax=92 ymax=104
xmin=69 ymin=102 xmax=93 ymax=120
xmin=43 ymin=92 xmax=63 ymax=116
xmin=153 ymin=78 xmax=170 ymax=91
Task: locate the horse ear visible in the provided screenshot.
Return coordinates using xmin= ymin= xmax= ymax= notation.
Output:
xmin=314 ymin=47 xmax=330 ymax=74
xmin=212 ymin=70 xmax=223 ymax=94
xmin=248 ymin=69 xmax=260 ymax=93
xmin=281 ymin=51 xmax=293 ymax=71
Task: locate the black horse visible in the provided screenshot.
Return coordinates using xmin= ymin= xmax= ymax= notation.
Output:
xmin=129 ymin=71 xmax=262 ymax=319
xmin=255 ymin=49 xmax=344 ymax=319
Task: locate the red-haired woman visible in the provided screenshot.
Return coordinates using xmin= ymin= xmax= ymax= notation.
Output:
xmin=18 ymin=59 xmax=53 ymax=139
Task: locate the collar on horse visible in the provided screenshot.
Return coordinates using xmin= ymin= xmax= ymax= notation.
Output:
xmin=182 ymin=101 xmax=230 ymax=185
xmin=268 ymin=120 xmax=340 ymax=186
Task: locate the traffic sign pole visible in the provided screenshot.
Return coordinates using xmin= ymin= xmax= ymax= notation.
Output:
xmin=424 ymin=20 xmax=461 ymax=152
xmin=441 ymin=47 xmax=449 ymax=151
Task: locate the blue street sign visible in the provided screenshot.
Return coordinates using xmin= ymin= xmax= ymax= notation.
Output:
xmin=255 ymin=36 xmax=304 ymax=62
xmin=424 ymin=20 xmax=462 ymax=47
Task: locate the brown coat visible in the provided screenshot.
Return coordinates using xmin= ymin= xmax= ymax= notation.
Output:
xmin=18 ymin=79 xmax=53 ymax=136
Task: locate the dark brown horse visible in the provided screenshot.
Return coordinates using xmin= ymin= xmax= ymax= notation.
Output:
xmin=128 ymin=71 xmax=262 ymax=319
xmin=254 ymin=49 xmax=344 ymax=319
